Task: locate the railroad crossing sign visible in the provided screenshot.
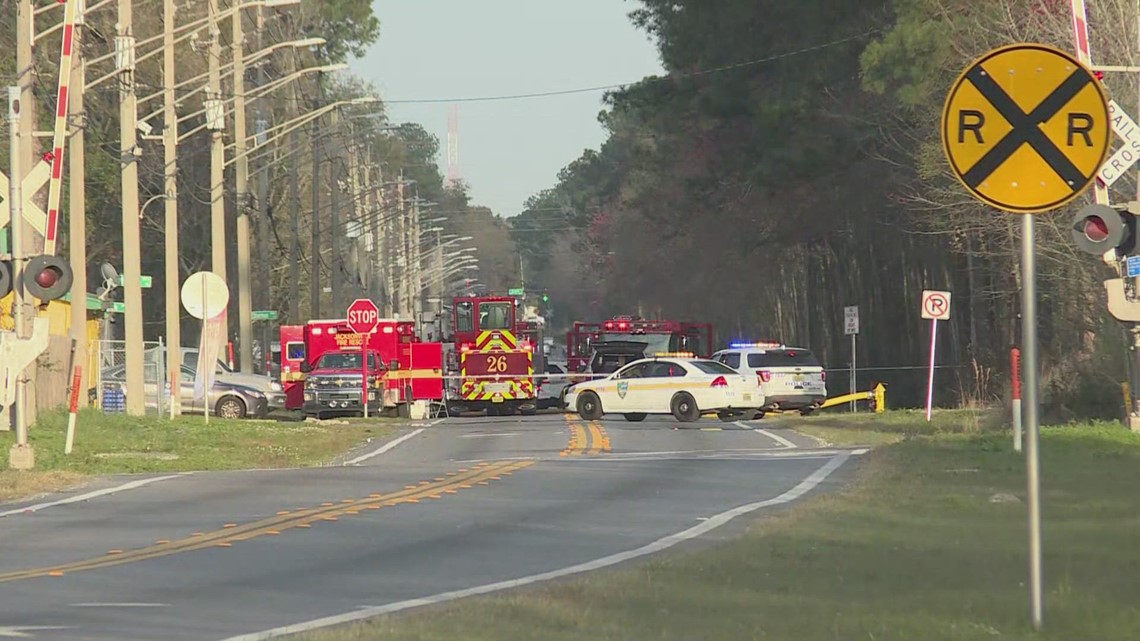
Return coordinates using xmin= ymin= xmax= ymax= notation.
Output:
xmin=346 ymin=298 xmax=380 ymax=334
xmin=921 ymin=290 xmax=952 ymax=321
xmin=941 ymin=43 xmax=1111 ymax=213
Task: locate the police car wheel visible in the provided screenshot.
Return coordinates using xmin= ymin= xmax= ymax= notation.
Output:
xmin=577 ymin=392 xmax=603 ymax=421
xmin=671 ymin=393 xmax=700 ymax=422
xmin=623 ymin=413 xmax=647 ymax=422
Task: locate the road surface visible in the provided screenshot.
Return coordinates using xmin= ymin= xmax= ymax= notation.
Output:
xmin=0 ymin=413 xmax=861 ymax=640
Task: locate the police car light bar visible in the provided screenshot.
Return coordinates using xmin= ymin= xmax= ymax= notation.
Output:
xmin=729 ymin=342 xmax=782 ymax=349
xmin=653 ymin=351 xmax=696 ymax=358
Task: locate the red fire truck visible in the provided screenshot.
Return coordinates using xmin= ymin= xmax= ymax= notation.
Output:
xmin=565 ymin=316 xmax=714 ymax=372
xmin=279 ymin=318 xmax=443 ymax=418
xmin=447 ymin=295 xmax=537 ymax=416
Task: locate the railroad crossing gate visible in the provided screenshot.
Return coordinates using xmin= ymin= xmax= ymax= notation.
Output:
xmin=941 ymin=43 xmax=1111 ymax=213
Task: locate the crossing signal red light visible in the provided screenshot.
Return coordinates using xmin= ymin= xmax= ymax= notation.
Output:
xmin=1071 ymin=204 xmax=1135 ymax=257
xmin=0 ymin=260 xmax=10 ymax=298
xmin=23 ymin=255 xmax=73 ymax=301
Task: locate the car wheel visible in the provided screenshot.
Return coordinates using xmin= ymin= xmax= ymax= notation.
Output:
xmin=215 ymin=396 xmax=247 ymax=420
xmin=752 ymin=411 xmax=766 ymax=420
xmin=671 ymin=393 xmax=700 ymax=422
xmin=717 ymin=410 xmax=742 ymax=422
xmin=521 ymin=407 xmax=538 ymax=416
xmin=623 ymin=413 xmax=647 ymax=422
xmin=577 ymin=392 xmax=603 ymax=421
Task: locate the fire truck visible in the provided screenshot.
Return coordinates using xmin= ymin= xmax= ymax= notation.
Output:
xmin=279 ymin=318 xmax=443 ymax=418
xmin=447 ymin=295 xmax=538 ymax=416
xmin=565 ymin=316 xmax=714 ymax=373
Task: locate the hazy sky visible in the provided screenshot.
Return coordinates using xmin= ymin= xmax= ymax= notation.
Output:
xmin=350 ymin=0 xmax=664 ymax=218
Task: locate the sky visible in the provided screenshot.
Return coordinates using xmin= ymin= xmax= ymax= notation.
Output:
xmin=350 ymin=0 xmax=664 ymax=218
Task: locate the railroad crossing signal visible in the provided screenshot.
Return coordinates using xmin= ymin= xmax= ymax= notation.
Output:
xmin=346 ymin=298 xmax=380 ymax=334
xmin=941 ymin=43 xmax=1111 ymax=213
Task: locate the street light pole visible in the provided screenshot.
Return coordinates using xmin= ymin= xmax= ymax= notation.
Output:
xmin=310 ymin=76 xmax=323 ymax=319
xmin=118 ymin=0 xmax=145 ymax=416
xmin=208 ymin=0 xmax=227 ymax=279
xmin=163 ymin=0 xmax=182 ymax=414
xmin=233 ymin=4 xmax=254 ymax=373
xmin=330 ymin=107 xmax=342 ymax=313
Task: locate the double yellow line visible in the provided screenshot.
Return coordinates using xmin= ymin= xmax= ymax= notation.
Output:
xmin=560 ymin=416 xmax=611 ymax=456
xmin=0 ymin=459 xmax=533 ymax=584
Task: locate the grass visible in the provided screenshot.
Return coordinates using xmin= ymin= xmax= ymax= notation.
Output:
xmin=0 ymin=409 xmax=395 ymax=501
xmin=290 ymin=410 xmax=1140 ymax=641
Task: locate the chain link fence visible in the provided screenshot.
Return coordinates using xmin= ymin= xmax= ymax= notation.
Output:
xmin=92 ymin=339 xmax=169 ymax=415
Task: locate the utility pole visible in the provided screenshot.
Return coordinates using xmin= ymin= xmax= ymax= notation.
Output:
xmin=118 ymin=0 xmax=145 ymax=416
xmin=329 ymin=108 xmax=342 ymax=312
xmin=233 ymin=4 xmax=254 ymax=373
xmin=309 ymin=76 xmax=323 ymax=319
xmin=289 ymin=129 xmax=301 ymax=321
xmin=396 ymin=176 xmax=406 ymax=315
xmin=9 ymin=85 xmax=33 ymax=466
xmin=254 ymin=7 xmax=272 ymax=329
xmin=163 ymin=0 xmax=182 ymax=414
xmin=69 ymin=13 xmax=88 ymax=409
xmin=208 ymin=0 xmax=227 ymax=279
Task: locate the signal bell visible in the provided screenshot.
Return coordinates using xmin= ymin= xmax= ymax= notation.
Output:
xmin=1071 ymin=204 xmax=1135 ymax=257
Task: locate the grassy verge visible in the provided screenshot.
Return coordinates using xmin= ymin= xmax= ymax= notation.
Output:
xmin=0 ymin=409 xmax=395 ymax=502
xmin=292 ymin=411 xmax=1140 ymax=641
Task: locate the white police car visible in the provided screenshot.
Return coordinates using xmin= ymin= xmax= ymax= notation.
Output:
xmin=711 ymin=343 xmax=827 ymax=416
xmin=563 ymin=353 xmax=765 ymax=422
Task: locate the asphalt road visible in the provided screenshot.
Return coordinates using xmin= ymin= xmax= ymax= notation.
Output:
xmin=0 ymin=412 xmax=862 ymax=641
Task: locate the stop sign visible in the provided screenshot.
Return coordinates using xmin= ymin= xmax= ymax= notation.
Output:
xmin=346 ymin=298 xmax=380 ymax=334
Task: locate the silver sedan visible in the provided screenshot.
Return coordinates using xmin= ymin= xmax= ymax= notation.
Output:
xmin=97 ymin=364 xmax=269 ymax=419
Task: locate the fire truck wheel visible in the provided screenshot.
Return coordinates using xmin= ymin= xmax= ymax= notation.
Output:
xmin=521 ymin=407 xmax=537 ymax=416
xmin=577 ymin=392 xmax=603 ymax=421
xmin=623 ymin=413 xmax=647 ymax=422
xmin=671 ymin=393 xmax=700 ymax=423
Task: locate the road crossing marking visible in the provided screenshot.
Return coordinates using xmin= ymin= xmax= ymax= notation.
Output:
xmin=560 ymin=415 xmax=611 ymax=456
xmin=0 ymin=460 xmax=533 ymax=585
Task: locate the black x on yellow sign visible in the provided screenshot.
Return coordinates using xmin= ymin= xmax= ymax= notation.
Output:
xmin=941 ymin=43 xmax=1110 ymax=213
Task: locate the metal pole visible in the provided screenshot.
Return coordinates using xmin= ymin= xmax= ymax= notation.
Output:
xmin=208 ymin=0 xmax=226 ymax=278
xmin=233 ymin=5 xmax=253 ymax=373
xmin=850 ymin=332 xmax=856 ymax=412
xmin=289 ymin=130 xmax=301 ymax=321
xmin=119 ymin=0 xmax=145 ymax=417
xmin=309 ymin=79 xmax=322 ymax=319
xmin=1021 ymin=214 xmax=1043 ymax=630
xmin=14 ymin=0 xmax=37 ymax=432
xmin=330 ymin=110 xmax=342 ymax=313
xmin=254 ymin=7 xmax=271 ymax=330
xmin=69 ymin=22 xmax=89 ymax=410
xmin=8 ymin=86 xmax=31 ymax=458
xmin=163 ymin=0 xmax=182 ymax=416
xmin=925 ymin=318 xmax=937 ymax=422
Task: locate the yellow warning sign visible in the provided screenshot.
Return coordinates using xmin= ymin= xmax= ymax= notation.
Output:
xmin=941 ymin=43 xmax=1110 ymax=213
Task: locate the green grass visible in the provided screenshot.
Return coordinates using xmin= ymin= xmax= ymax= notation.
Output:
xmin=789 ymin=408 xmax=1005 ymax=446
xmin=290 ymin=410 xmax=1140 ymax=641
xmin=0 ymin=409 xmax=394 ymax=501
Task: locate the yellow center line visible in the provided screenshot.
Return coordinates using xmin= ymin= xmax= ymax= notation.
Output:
xmin=0 ymin=460 xmax=534 ymax=584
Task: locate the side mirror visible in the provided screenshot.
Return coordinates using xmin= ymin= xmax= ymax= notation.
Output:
xmin=300 ymin=362 xmax=312 ymax=373
xmin=389 ymin=360 xmax=401 ymax=370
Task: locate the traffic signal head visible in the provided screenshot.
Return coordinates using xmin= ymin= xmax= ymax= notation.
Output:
xmin=1071 ymin=204 xmax=1135 ymax=257
xmin=23 ymin=255 xmax=73 ymax=301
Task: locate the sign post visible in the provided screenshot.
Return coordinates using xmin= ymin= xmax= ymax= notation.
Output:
xmin=844 ymin=306 xmax=859 ymax=411
xmin=346 ymin=298 xmax=380 ymax=419
xmin=920 ymin=290 xmax=952 ymax=421
xmin=941 ymin=42 xmax=1110 ymax=630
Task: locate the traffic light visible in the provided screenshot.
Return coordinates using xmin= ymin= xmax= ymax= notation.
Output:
xmin=1071 ymin=204 xmax=1136 ymax=257
xmin=23 ymin=255 xmax=73 ymax=301
xmin=542 ymin=290 xmax=549 ymax=303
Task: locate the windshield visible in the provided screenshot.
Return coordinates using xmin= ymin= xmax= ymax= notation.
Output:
xmin=690 ymin=360 xmax=739 ymax=375
xmin=747 ymin=350 xmax=821 ymax=368
xmin=479 ymin=302 xmax=514 ymax=330
xmin=315 ymin=352 xmax=379 ymax=370
xmin=456 ymin=302 xmax=474 ymax=332
xmin=601 ymin=333 xmax=672 ymax=353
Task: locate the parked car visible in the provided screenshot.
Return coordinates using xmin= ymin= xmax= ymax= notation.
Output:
xmin=711 ymin=343 xmax=827 ymax=416
xmin=98 ymin=363 xmax=269 ymax=419
xmin=181 ymin=347 xmax=286 ymax=410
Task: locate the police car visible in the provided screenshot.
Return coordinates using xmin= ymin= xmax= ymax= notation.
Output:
xmin=711 ymin=343 xmax=827 ymax=416
xmin=563 ymin=353 xmax=765 ymax=422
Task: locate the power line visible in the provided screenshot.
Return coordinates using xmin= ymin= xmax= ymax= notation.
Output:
xmin=381 ymin=29 xmax=881 ymax=105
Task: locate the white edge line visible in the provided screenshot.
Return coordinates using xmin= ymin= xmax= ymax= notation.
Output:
xmin=217 ymin=451 xmax=853 ymax=641
xmin=0 ymin=473 xmax=188 ymax=519
xmin=746 ymin=425 xmax=798 ymax=450
xmin=342 ymin=428 xmax=425 ymax=466
xmin=71 ymin=603 xmax=171 ymax=608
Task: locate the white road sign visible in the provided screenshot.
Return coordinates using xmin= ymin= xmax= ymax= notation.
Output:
xmin=844 ymin=306 xmax=859 ymax=335
xmin=921 ymin=290 xmax=952 ymax=321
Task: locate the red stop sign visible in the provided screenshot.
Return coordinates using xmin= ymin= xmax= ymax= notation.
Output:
xmin=346 ymin=298 xmax=380 ymax=334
